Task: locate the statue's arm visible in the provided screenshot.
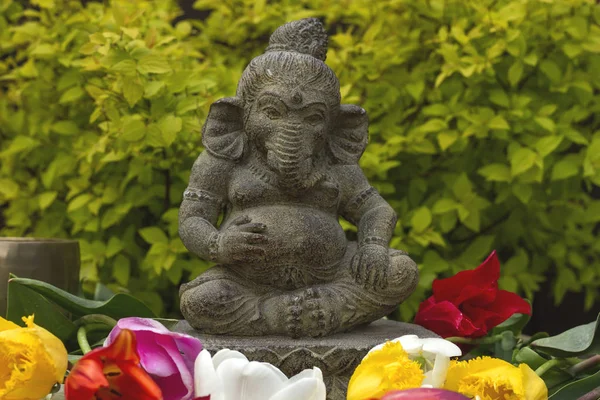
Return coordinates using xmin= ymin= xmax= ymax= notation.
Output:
xmin=179 ymin=151 xmax=233 ymax=261
xmin=337 ymin=165 xmax=397 ymax=248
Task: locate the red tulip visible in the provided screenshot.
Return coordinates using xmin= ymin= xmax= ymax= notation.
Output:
xmin=414 ymin=251 xmax=531 ymax=338
xmin=65 ymin=329 xmax=163 ymax=400
xmin=381 ymin=388 xmax=471 ymax=399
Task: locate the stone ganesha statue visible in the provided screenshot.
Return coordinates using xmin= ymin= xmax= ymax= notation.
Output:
xmin=179 ymin=18 xmax=418 ymax=338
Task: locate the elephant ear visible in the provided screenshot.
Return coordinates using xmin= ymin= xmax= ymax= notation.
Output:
xmin=328 ymin=104 xmax=369 ymax=164
xmin=201 ymin=97 xmax=246 ymax=161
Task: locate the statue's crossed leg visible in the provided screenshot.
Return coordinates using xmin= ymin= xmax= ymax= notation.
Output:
xmin=179 ymin=247 xmax=418 ymax=337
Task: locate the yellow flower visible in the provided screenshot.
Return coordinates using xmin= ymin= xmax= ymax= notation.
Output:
xmin=347 ymin=341 xmax=425 ymax=400
xmin=0 ymin=315 xmax=68 ymax=400
xmin=444 ymin=357 xmax=548 ymax=400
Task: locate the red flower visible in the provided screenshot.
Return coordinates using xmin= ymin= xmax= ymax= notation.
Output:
xmin=414 ymin=251 xmax=531 ymax=338
xmin=65 ymin=329 xmax=163 ymax=400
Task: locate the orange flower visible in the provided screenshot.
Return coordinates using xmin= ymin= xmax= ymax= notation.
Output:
xmin=64 ymin=329 xmax=162 ymax=400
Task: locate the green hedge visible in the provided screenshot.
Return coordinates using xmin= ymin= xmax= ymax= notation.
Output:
xmin=1 ymin=0 xmax=599 ymax=318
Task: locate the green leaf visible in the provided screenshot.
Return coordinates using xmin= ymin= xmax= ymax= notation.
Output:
xmin=122 ymin=79 xmax=144 ymax=108
xmin=511 ymin=147 xmax=537 ymax=176
xmin=534 ymin=117 xmax=556 ymax=133
xmin=139 ymin=227 xmax=169 ymax=244
xmin=111 ymin=59 xmax=137 ymax=75
xmin=551 ymin=157 xmax=579 ymax=181
xmin=437 ymin=131 xmax=458 ymax=150
xmin=535 ymin=135 xmax=563 ymax=157
xmin=405 ymin=80 xmax=424 ymax=100
xmin=432 ymin=198 xmax=459 ymax=214
xmin=51 ymin=120 xmax=78 ymax=136
xmin=508 ymin=60 xmax=524 ymax=87
xmin=512 ymin=183 xmax=533 ymax=204
xmin=488 ymin=115 xmax=510 ymax=130
xmin=549 ymin=370 xmax=600 ymax=400
xmin=122 ymin=118 xmax=146 ymax=142
xmin=144 ymin=81 xmax=165 ymax=98
xmin=489 ymin=90 xmax=510 ymax=108
xmin=67 ymin=193 xmax=92 ymax=212
xmin=158 ymin=114 xmax=182 ymax=146
xmin=493 ymin=307 xmax=531 ymax=335
xmin=39 ymin=191 xmax=58 ymax=210
xmin=422 ymin=104 xmax=450 ymax=116
xmin=7 ymin=278 xmax=77 ymax=342
xmin=0 ymin=137 xmax=40 ymax=157
xmin=532 ymin=312 xmax=600 ymax=357
xmin=478 ymin=163 xmax=511 ymax=182
xmin=419 ymin=118 xmax=447 ymax=133
xmin=59 ymin=86 xmax=84 ymax=104
xmin=137 ymin=54 xmax=171 ymax=74
xmin=9 ymin=277 xmax=157 ymax=320
xmin=411 ymin=207 xmax=432 ymax=233
xmin=540 ymin=59 xmax=562 ymax=84
xmin=113 ymin=254 xmax=130 ymax=286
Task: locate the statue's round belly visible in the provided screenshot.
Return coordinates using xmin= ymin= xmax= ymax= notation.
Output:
xmin=222 ymin=205 xmax=347 ymax=269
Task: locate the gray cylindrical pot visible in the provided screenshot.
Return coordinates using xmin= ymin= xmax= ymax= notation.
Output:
xmin=0 ymin=237 xmax=80 ymax=317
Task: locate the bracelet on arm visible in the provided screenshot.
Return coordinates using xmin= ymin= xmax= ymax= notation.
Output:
xmin=361 ymin=236 xmax=388 ymax=247
xmin=207 ymin=231 xmax=220 ymax=262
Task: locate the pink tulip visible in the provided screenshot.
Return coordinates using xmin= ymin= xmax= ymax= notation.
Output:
xmin=382 ymin=388 xmax=471 ymax=400
xmin=105 ymin=317 xmax=202 ymax=400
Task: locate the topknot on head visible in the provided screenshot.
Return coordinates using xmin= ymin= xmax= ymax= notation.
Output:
xmin=266 ymin=18 xmax=328 ymax=61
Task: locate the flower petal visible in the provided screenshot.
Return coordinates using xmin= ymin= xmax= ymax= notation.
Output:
xmin=422 ymin=353 xmax=450 ymax=388
xmin=99 ymin=329 xmax=140 ymax=363
xmin=520 ymin=363 xmax=548 ymax=400
xmin=0 ymin=316 xmax=20 ymax=332
xmin=212 ymin=349 xmax=248 ymax=370
xmin=194 ymin=350 xmax=224 ymax=400
xmin=64 ymin=358 xmax=109 ymax=399
xmin=432 ymin=251 xmax=500 ymax=303
xmin=115 ymin=360 xmax=164 ymax=400
xmin=269 ymin=377 xmax=326 ymax=400
xmin=216 ymin=358 xmax=248 ymax=400
xmin=414 ymin=299 xmax=482 ymax=338
xmin=239 ymin=361 xmax=286 ymax=400
xmin=420 ymin=338 xmax=462 ymax=358
xmin=106 ymin=318 xmax=202 ymax=375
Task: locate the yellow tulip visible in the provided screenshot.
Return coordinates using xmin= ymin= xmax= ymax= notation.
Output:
xmin=444 ymin=357 xmax=548 ymax=400
xmin=0 ymin=315 xmax=68 ymax=400
xmin=347 ymin=341 xmax=425 ymax=400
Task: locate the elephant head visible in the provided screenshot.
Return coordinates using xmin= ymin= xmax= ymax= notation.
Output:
xmin=201 ymin=91 xmax=369 ymax=190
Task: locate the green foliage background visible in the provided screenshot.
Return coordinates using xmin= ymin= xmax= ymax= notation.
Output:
xmin=1 ymin=0 xmax=599 ymax=318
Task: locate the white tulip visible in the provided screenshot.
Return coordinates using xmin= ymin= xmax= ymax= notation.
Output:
xmin=194 ymin=349 xmax=326 ymax=400
xmin=368 ymin=335 xmax=462 ymax=388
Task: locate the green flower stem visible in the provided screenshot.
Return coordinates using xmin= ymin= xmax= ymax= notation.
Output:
xmin=77 ymin=323 xmax=112 ymax=355
xmin=535 ymin=359 xmax=562 ymax=377
xmin=77 ymin=326 xmax=92 ymax=355
xmin=446 ymin=335 xmax=503 ymax=345
xmin=568 ymin=354 xmax=600 ymax=376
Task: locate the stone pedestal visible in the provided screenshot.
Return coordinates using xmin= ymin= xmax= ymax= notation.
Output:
xmin=172 ymin=319 xmax=438 ymax=400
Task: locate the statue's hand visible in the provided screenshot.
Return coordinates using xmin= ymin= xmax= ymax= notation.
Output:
xmin=216 ymin=215 xmax=268 ymax=263
xmin=351 ymin=244 xmax=390 ymax=289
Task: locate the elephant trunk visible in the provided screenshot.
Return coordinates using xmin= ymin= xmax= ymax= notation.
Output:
xmin=267 ymin=122 xmax=312 ymax=189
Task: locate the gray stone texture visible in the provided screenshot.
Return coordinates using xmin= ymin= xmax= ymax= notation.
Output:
xmin=173 ymin=319 xmax=438 ymax=400
xmin=178 ymin=17 xmax=419 ymax=339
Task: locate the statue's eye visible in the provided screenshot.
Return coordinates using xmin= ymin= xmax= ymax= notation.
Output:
xmin=263 ymin=107 xmax=282 ymax=120
xmin=305 ymin=114 xmax=324 ymax=125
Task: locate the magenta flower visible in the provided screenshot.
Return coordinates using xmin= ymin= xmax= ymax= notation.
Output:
xmin=105 ymin=317 xmax=202 ymax=400
xmin=382 ymin=388 xmax=471 ymax=400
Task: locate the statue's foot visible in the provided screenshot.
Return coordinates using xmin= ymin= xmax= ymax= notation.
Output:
xmin=281 ymin=287 xmax=341 ymax=338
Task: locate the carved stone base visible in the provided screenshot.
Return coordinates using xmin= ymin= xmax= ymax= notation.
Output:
xmin=172 ymin=318 xmax=438 ymax=400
